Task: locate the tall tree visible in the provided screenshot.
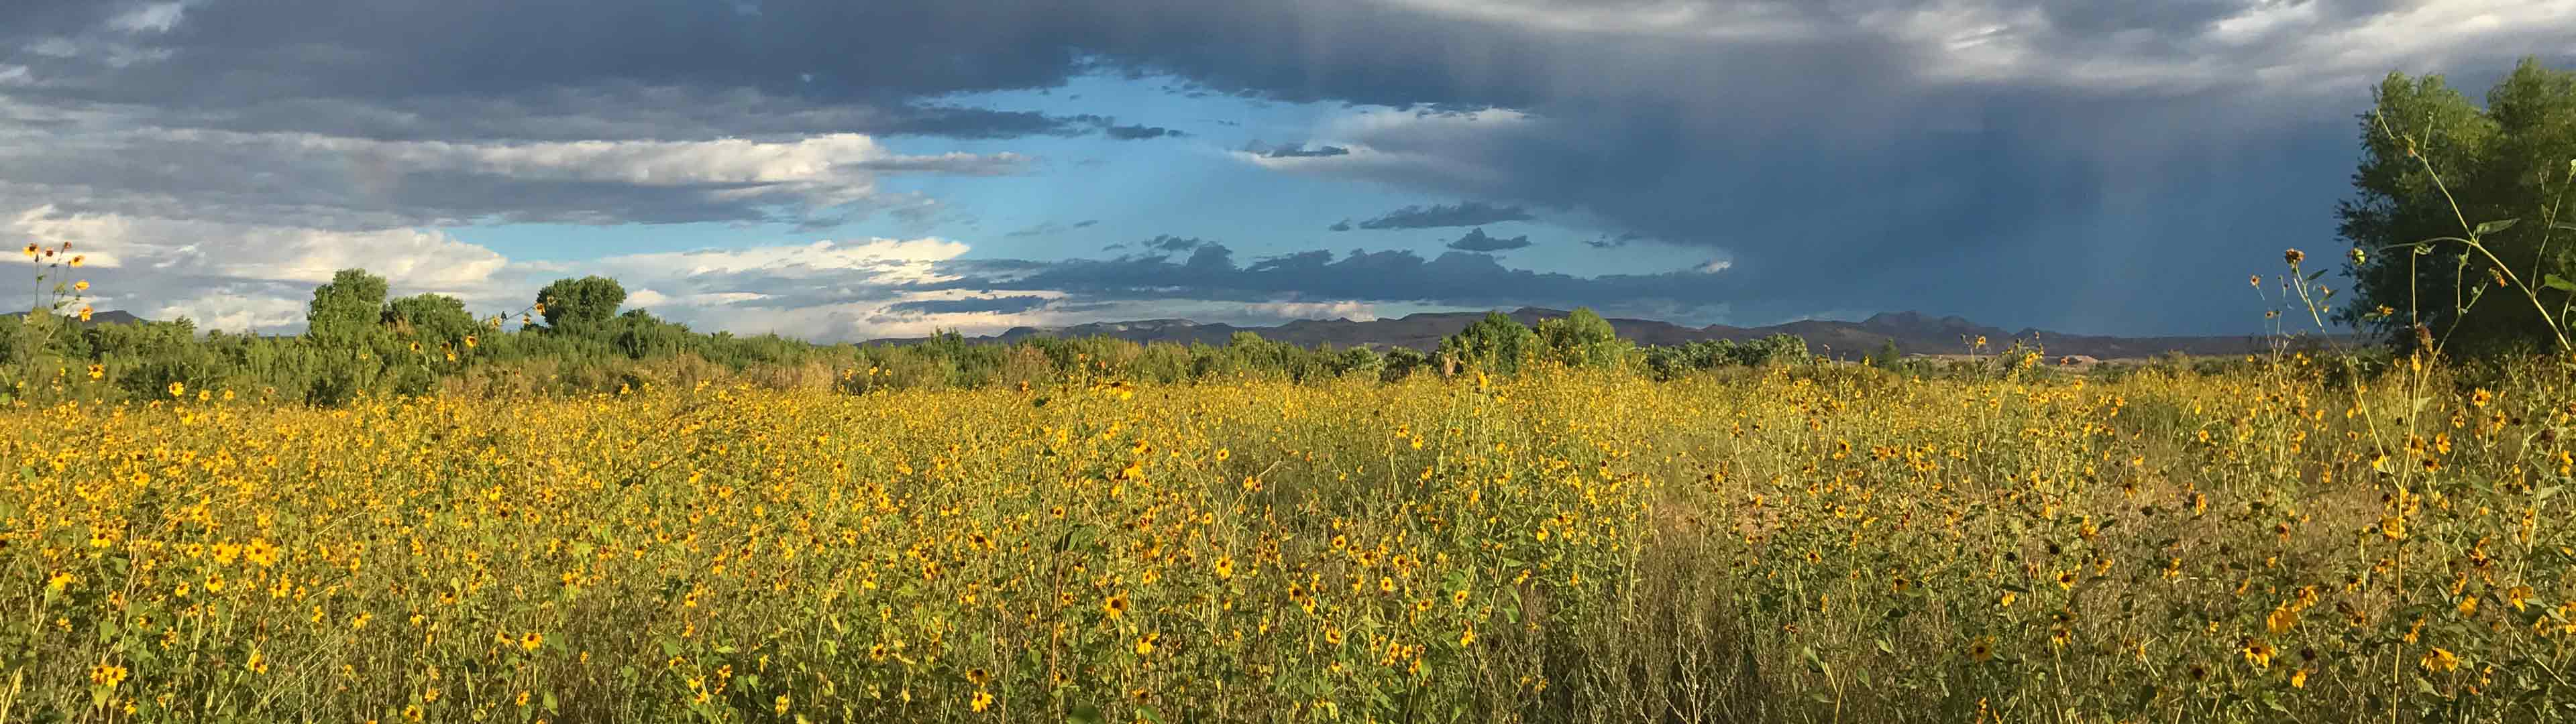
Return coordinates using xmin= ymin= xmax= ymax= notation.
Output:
xmin=385 ymin=293 xmax=478 ymax=349
xmin=536 ymin=276 xmax=627 ymax=332
xmin=2339 ymin=58 xmax=2576 ymax=354
xmin=307 ymin=268 xmax=388 ymax=345
xmin=1535 ymin=307 xmax=1631 ymax=368
xmin=1438 ymin=311 xmax=1537 ymax=375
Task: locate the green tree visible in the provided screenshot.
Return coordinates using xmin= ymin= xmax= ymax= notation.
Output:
xmin=2339 ymin=58 xmax=2576 ymax=354
xmin=1870 ymin=339 xmax=1903 ymax=367
xmin=1534 ymin=307 xmax=1631 ymax=369
xmin=537 ymin=276 xmax=627 ymax=332
xmin=1333 ymin=346 xmax=1383 ymax=377
xmin=1438 ymin=311 xmax=1538 ymax=375
xmin=1736 ymin=333 xmax=1809 ymax=366
xmin=307 ymin=269 xmax=388 ymax=345
xmin=609 ymin=308 xmax=695 ymax=359
xmin=385 ymin=293 xmax=478 ymax=349
xmin=1381 ymin=347 xmax=1430 ymax=381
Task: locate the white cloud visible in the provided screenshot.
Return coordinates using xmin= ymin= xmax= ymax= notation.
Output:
xmin=292 ymin=133 xmax=1017 ymax=188
xmin=275 ymin=131 xmax=1025 ymax=213
xmin=1865 ymin=0 xmax=2576 ymax=94
xmin=4 ymin=204 xmax=522 ymax=332
xmin=0 ymin=125 xmax=1030 ymax=232
xmin=1245 ymin=300 xmax=1379 ymax=321
xmin=106 ymin=2 xmax=192 ymax=34
xmin=572 ymin=237 xmax=969 ymax=284
xmin=148 ymin=289 xmax=307 ymax=331
xmin=24 ymin=38 xmax=81 ymax=58
xmin=523 ymin=238 xmax=979 ymax=338
xmin=20 ymin=36 xmax=173 ymax=69
xmin=3 ymin=206 xmax=1038 ymax=339
xmin=2208 ymin=1 xmax=2321 ymax=46
xmin=9 ymin=204 xmax=507 ymax=290
xmin=765 ymin=302 xmax=1063 ymax=340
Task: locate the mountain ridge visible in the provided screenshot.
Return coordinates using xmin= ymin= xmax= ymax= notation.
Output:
xmin=888 ymin=308 xmax=2324 ymax=360
xmin=1 ymin=309 xmax=147 ymax=328
xmin=8 ymin=308 xmax=2326 ymax=359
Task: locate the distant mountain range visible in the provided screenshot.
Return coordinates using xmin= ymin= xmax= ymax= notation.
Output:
xmin=902 ymin=308 xmax=2341 ymax=360
xmin=1 ymin=309 xmax=146 ymax=328
xmin=9 ymin=307 xmax=2335 ymax=360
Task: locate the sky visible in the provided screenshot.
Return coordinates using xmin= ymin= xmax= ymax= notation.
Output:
xmin=1 ymin=0 xmax=2571 ymax=341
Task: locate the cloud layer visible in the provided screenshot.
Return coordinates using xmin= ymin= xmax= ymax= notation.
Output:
xmin=1444 ymin=227 xmax=1531 ymax=251
xmin=1341 ymin=200 xmax=1536 ymax=231
xmin=3 ymin=0 xmax=2572 ymax=335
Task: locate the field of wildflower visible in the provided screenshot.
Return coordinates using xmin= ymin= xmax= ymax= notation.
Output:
xmin=9 ymin=354 xmax=2576 ymax=723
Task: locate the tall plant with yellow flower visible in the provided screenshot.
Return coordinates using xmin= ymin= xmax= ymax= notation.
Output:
xmin=3 ymin=241 xmax=95 ymax=400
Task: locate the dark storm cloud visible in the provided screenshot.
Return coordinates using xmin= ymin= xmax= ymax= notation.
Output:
xmin=1444 ymin=227 xmax=1530 ymax=251
xmin=1258 ymin=144 xmax=1352 ymax=158
xmin=1587 ymin=232 xmax=1644 ymax=249
xmin=1005 ymin=219 xmax=1099 ymax=237
xmin=153 ymin=94 xmax=1109 ymax=143
xmin=0 ymin=126 xmax=1022 ymax=229
xmin=1352 ymin=201 xmax=1535 ymax=231
xmin=5 ymin=0 xmax=2572 ymax=334
xmin=1064 ymin=114 xmax=1188 ymax=140
xmin=1141 ymin=235 xmax=1211 ymax=253
xmin=928 ymin=247 xmax=1733 ymax=315
xmin=1286 ymin=95 xmax=2374 ymax=332
xmin=1103 ymin=124 xmax=1184 ymax=139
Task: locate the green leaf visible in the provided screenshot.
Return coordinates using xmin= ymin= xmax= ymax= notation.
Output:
xmin=2307 ymin=269 xmax=2329 ymax=282
xmin=2544 ymin=274 xmax=2576 ymax=293
xmin=2474 ymin=219 xmax=2520 ymax=236
xmin=1067 ymin=704 xmax=1104 ymax=724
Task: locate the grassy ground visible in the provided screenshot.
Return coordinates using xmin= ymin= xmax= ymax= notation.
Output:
xmin=7 ymin=357 xmax=2575 ymax=723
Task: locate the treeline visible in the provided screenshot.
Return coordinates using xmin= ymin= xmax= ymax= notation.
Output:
xmin=0 ymin=265 xmax=1831 ymax=405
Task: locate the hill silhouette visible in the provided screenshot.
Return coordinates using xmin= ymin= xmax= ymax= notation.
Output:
xmin=879 ymin=308 xmax=2316 ymax=360
xmin=1 ymin=309 xmax=146 ymax=328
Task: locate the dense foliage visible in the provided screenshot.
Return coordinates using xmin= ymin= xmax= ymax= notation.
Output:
xmin=2339 ymin=58 xmax=2576 ymax=355
xmin=0 ymin=263 xmax=1798 ymax=406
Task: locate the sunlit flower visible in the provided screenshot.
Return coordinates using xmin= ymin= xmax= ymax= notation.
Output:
xmin=2422 ymin=648 xmax=2460 ymax=673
